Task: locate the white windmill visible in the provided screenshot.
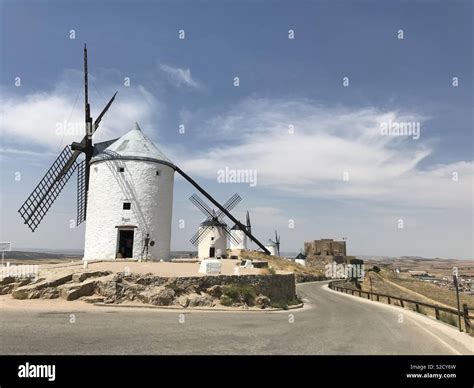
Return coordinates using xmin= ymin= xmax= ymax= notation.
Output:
xmin=18 ymin=45 xmax=273 ymax=261
xmin=230 ymin=210 xmax=251 ymax=250
xmin=189 ymin=193 xmax=242 ymax=259
xmin=83 ymin=123 xmax=174 ymax=260
xmin=264 ymin=231 xmax=281 ymax=256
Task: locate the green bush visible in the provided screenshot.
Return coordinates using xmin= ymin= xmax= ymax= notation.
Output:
xmin=270 ymin=300 xmax=289 ymax=310
xmin=222 ymin=284 xmax=256 ymax=306
xmin=220 ymin=295 xmax=233 ymax=306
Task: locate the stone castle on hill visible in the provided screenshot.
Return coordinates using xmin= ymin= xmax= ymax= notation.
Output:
xmin=304 ymin=238 xmax=356 ymax=266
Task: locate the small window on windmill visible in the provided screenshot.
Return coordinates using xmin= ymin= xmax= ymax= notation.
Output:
xmin=156 ymin=170 xmax=161 ymax=176
xmin=123 ymin=202 xmax=131 ymax=210
xmin=118 ymin=167 xmax=125 ymax=172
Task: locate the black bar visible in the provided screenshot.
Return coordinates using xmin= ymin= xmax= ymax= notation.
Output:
xmin=0 ymin=356 xmax=472 ymax=386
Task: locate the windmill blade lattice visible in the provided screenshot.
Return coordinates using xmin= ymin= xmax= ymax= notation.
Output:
xmin=18 ymin=146 xmax=78 ymax=232
xmin=225 ymin=224 xmax=241 ymax=246
xmin=18 ymin=46 xmax=118 ymax=233
xmin=189 ymin=193 xmax=214 ymax=218
xmin=215 ymin=193 xmax=241 ymax=219
xmin=76 ymin=159 xmax=87 ymax=226
xmin=190 ymin=226 xmax=212 ymax=246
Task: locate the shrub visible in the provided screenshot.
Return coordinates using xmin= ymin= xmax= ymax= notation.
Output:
xmin=270 ymin=299 xmax=289 ymax=310
xmin=222 ymin=284 xmax=256 ymax=306
xmin=220 ymin=295 xmax=233 ymax=306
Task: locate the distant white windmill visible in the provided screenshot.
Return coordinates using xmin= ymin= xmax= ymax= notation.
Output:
xmin=230 ymin=211 xmax=251 ymax=250
xmin=189 ymin=193 xmax=242 ymax=259
xmin=264 ymin=231 xmax=281 ymax=256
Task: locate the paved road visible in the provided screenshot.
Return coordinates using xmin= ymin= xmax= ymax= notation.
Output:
xmin=0 ymin=282 xmax=472 ymax=354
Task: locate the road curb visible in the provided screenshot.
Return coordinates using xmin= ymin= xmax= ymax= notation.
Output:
xmin=93 ymin=302 xmax=304 ymax=312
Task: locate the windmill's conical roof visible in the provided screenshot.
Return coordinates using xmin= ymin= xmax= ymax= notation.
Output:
xmin=92 ymin=122 xmax=173 ymax=165
xmin=200 ymin=219 xmax=226 ymax=228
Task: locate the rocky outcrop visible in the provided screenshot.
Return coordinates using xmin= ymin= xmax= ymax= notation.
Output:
xmin=59 ymin=280 xmax=97 ymax=301
xmin=256 ymin=295 xmax=271 ymax=309
xmin=92 ymin=272 xmax=296 ymax=309
xmin=72 ymin=271 xmax=112 ymax=283
xmin=12 ymin=280 xmax=56 ymax=299
xmin=0 ymin=276 xmax=17 ymax=286
xmin=11 ymin=272 xmax=99 ymax=300
xmin=137 ymin=286 xmax=175 ymax=306
xmin=6 ymin=269 xmax=298 ymax=309
xmin=188 ymin=294 xmax=215 ymax=307
xmin=12 ymin=281 xmax=60 ymax=299
xmin=0 ymin=277 xmax=32 ymax=295
xmin=206 ymin=285 xmax=222 ymax=298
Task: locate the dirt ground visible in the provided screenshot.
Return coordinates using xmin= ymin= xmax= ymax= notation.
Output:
xmin=13 ymin=258 xmax=268 ymax=280
xmin=85 ymin=259 xmax=265 ymax=277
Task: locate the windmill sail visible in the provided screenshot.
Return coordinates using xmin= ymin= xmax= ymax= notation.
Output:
xmin=275 ymin=230 xmax=281 ymax=256
xmin=189 ymin=194 xmax=214 ymax=218
xmin=76 ymin=159 xmax=87 ymax=226
xmin=190 ymin=225 xmax=212 ymax=246
xmin=225 ymin=224 xmax=241 ymax=246
xmin=215 ymin=193 xmax=241 ymax=219
xmin=18 ymin=46 xmax=118 ymax=233
xmin=18 ymin=146 xmax=78 ymax=231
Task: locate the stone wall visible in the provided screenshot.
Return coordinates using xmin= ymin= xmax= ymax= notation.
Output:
xmin=109 ymin=272 xmax=296 ymax=303
xmin=7 ymin=270 xmax=297 ymax=308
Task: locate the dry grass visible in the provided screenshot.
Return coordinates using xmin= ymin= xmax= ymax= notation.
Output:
xmin=389 ymin=277 xmax=474 ymax=310
xmin=241 ymin=251 xmax=325 ymax=279
xmin=362 ymin=266 xmax=474 ymax=310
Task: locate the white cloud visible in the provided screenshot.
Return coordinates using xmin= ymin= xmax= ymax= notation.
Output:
xmin=0 ymin=70 xmax=165 ymax=151
xmin=159 ymin=64 xmax=200 ymax=89
xmin=179 ymin=98 xmax=473 ymax=209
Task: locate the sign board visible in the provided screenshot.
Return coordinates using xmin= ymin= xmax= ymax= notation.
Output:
xmin=240 ymin=260 xmax=254 ymax=269
xmin=198 ymin=259 xmax=222 ymax=275
xmin=0 ymin=242 xmax=12 ymax=251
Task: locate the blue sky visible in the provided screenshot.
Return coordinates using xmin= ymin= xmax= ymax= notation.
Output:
xmin=0 ymin=0 xmax=472 ymax=258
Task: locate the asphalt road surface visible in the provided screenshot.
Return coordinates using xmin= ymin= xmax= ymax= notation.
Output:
xmin=0 ymin=281 xmax=472 ymax=355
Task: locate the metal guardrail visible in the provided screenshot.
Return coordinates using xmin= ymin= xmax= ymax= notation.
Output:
xmin=328 ymin=281 xmax=472 ymax=333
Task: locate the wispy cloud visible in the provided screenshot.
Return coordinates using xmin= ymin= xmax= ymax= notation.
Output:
xmin=0 ymin=147 xmax=56 ymax=157
xmin=178 ymin=98 xmax=473 ymax=209
xmin=0 ymin=69 xmax=164 ymax=150
xmin=159 ymin=64 xmax=200 ymax=89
